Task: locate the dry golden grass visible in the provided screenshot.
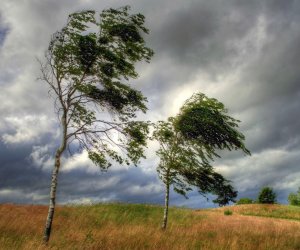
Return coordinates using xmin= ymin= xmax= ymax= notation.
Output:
xmin=0 ymin=203 xmax=300 ymax=250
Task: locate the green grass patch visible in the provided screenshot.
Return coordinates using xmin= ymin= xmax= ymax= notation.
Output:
xmin=238 ymin=204 xmax=300 ymax=221
xmin=68 ymin=203 xmax=205 ymax=228
xmin=224 ymin=209 xmax=233 ymax=216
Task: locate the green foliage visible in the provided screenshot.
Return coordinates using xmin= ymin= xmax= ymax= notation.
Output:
xmin=209 ymin=172 xmax=238 ymax=206
xmin=123 ymin=121 xmax=150 ymax=165
xmin=258 ymin=187 xmax=277 ymax=204
xmin=42 ymin=6 xmax=153 ymax=169
xmin=174 ymin=93 xmax=250 ymax=155
xmin=288 ymin=193 xmax=300 ymax=206
xmin=152 ymin=92 xmax=250 ymax=207
xmin=236 ymin=198 xmax=253 ymax=205
xmin=88 ymin=151 xmax=110 ymax=170
xmin=224 ymin=210 xmax=233 ymax=216
xmin=288 ymin=187 xmax=300 ymax=206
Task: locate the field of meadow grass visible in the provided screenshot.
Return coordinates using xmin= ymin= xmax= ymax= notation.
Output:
xmin=0 ymin=203 xmax=300 ymax=250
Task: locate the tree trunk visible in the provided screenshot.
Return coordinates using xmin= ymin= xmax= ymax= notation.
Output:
xmin=43 ymin=150 xmax=62 ymax=243
xmin=43 ymin=113 xmax=67 ymax=243
xmin=161 ymin=181 xmax=170 ymax=230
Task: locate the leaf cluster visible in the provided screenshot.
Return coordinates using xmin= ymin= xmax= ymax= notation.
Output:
xmin=175 ymin=93 xmax=250 ymax=155
xmin=48 ymin=6 xmax=153 ymax=117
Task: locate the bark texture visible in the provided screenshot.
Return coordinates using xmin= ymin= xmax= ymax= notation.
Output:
xmin=43 ymin=114 xmax=67 ymax=243
xmin=161 ymin=181 xmax=170 ymax=230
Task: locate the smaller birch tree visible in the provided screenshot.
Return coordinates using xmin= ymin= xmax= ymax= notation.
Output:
xmin=152 ymin=93 xmax=250 ymax=230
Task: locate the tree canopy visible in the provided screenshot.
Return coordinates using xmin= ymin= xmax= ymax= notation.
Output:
xmin=257 ymin=187 xmax=277 ymax=204
xmin=153 ymin=117 xmax=239 ymax=205
xmin=174 ymin=93 xmax=250 ymax=154
xmin=41 ymin=6 xmax=154 ymax=169
xmin=288 ymin=187 xmax=300 ymax=206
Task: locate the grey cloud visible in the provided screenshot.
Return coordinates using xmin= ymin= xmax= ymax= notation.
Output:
xmin=150 ymin=0 xmax=262 ymax=75
xmin=1 ymin=0 xmax=300 ymax=208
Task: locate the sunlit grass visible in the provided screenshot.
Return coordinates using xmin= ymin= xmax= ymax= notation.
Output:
xmin=0 ymin=203 xmax=300 ymax=249
xmin=213 ymin=204 xmax=300 ymax=221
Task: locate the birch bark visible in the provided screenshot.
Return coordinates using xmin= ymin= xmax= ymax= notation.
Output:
xmin=43 ymin=113 xmax=67 ymax=243
xmin=161 ymin=181 xmax=170 ymax=230
xmin=161 ymin=168 xmax=170 ymax=230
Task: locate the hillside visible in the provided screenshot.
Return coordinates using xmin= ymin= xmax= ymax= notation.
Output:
xmin=1 ymin=203 xmax=300 ymax=249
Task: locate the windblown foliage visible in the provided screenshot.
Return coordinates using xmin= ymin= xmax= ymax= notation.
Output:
xmin=42 ymin=6 xmax=153 ymax=168
xmin=153 ymin=92 xmax=250 ymax=229
xmin=153 ymin=117 xmax=239 ymax=204
xmin=175 ymin=93 xmax=250 ymax=154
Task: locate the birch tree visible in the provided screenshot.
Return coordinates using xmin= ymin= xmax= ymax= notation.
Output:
xmin=39 ymin=6 xmax=153 ymax=243
xmin=152 ymin=93 xmax=250 ymax=230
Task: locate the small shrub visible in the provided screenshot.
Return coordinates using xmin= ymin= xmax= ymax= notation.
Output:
xmin=288 ymin=188 xmax=300 ymax=206
xmin=224 ymin=210 xmax=233 ymax=216
xmin=258 ymin=187 xmax=277 ymax=204
xmin=236 ymin=198 xmax=253 ymax=205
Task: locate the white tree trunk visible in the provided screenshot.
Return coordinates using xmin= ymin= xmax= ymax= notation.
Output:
xmin=161 ymin=181 xmax=170 ymax=230
xmin=43 ymin=113 xmax=67 ymax=243
xmin=43 ymin=150 xmax=62 ymax=243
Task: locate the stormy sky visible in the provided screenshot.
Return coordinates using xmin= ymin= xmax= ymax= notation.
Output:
xmin=0 ymin=0 xmax=300 ymax=208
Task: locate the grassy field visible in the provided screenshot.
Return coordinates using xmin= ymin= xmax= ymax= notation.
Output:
xmin=0 ymin=203 xmax=300 ymax=250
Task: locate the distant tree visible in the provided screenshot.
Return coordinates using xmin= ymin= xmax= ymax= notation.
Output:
xmin=288 ymin=187 xmax=300 ymax=206
xmin=236 ymin=197 xmax=253 ymax=205
xmin=152 ymin=93 xmax=250 ymax=230
xmin=257 ymin=187 xmax=277 ymax=204
xmin=39 ymin=6 xmax=153 ymax=243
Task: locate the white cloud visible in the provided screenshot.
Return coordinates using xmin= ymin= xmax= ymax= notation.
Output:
xmin=0 ymin=188 xmax=48 ymax=202
xmin=124 ymin=183 xmax=163 ymax=196
xmin=215 ymin=148 xmax=300 ymax=193
xmin=30 ymin=145 xmax=54 ymax=170
xmin=1 ymin=115 xmax=56 ymax=144
xmin=62 ymin=151 xmax=99 ymax=173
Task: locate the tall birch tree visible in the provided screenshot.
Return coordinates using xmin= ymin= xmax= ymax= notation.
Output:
xmin=152 ymin=93 xmax=250 ymax=230
xmin=39 ymin=6 xmax=153 ymax=243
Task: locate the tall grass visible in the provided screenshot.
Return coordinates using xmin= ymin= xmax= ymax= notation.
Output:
xmin=0 ymin=203 xmax=300 ymax=249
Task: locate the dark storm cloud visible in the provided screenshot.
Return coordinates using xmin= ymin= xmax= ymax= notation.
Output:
xmin=149 ymin=0 xmax=262 ymax=75
xmin=0 ymin=138 xmax=165 ymax=205
xmin=224 ymin=2 xmax=300 ymax=155
xmin=56 ymin=167 xmax=163 ymax=204
xmin=0 ymin=142 xmax=48 ymax=203
xmin=1 ymin=0 xmax=300 ymax=207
